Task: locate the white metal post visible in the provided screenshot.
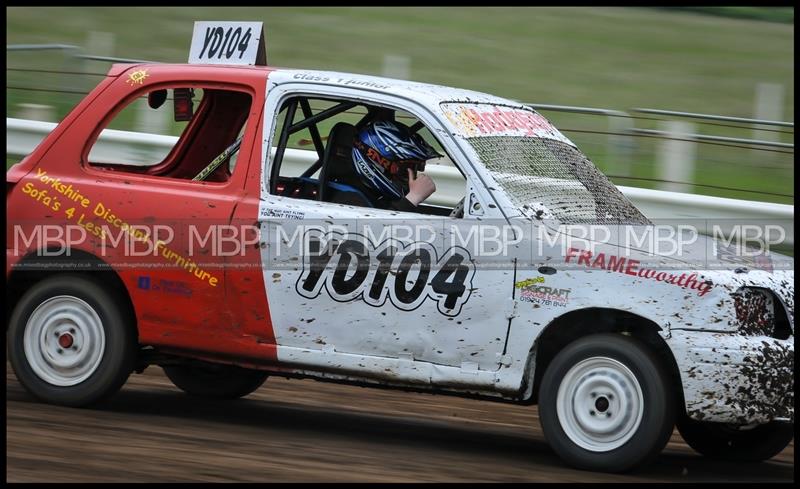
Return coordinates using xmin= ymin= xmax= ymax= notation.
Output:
xmin=656 ymin=120 xmax=695 ymax=193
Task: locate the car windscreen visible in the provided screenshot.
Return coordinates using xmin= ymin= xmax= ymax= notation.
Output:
xmin=441 ymin=102 xmax=650 ymax=225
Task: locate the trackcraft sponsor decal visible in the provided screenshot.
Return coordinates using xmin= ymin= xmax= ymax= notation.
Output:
xmin=514 ymin=276 xmax=571 ymax=308
xmin=296 ymin=230 xmax=475 ymax=316
xmin=565 ymin=247 xmax=714 ymax=297
xmin=441 ymin=102 xmax=573 ymax=145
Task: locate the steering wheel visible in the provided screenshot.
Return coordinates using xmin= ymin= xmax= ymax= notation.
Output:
xmin=449 ymin=196 xmax=465 ymax=218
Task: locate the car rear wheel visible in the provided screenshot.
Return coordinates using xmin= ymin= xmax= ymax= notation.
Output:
xmin=676 ymin=416 xmax=794 ymax=462
xmin=538 ymin=333 xmax=675 ymax=472
xmin=163 ymin=363 xmax=268 ymax=399
xmin=8 ymin=274 xmax=137 ymax=407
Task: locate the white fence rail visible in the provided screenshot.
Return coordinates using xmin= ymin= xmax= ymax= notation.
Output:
xmin=7 ymin=117 xmax=794 ymax=248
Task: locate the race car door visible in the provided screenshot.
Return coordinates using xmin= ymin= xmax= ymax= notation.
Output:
xmin=258 ymin=77 xmax=515 ymax=387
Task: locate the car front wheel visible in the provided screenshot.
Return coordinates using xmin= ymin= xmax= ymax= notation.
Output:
xmin=538 ymin=333 xmax=675 ymax=472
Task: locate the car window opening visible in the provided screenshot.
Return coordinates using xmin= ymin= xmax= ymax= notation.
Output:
xmin=269 ymin=95 xmax=465 ymax=217
xmin=86 ymin=87 xmax=252 ymax=184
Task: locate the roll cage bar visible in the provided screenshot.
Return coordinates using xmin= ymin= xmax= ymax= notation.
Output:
xmin=267 ymin=96 xmax=425 ymax=195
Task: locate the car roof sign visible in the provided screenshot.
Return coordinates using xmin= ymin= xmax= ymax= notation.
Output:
xmin=188 ymin=21 xmax=266 ymax=66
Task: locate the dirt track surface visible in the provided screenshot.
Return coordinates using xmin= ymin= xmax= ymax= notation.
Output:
xmin=6 ymin=363 xmax=794 ymax=482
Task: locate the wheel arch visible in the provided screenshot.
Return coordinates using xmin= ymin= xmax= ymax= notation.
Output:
xmin=524 ymin=307 xmax=683 ymax=409
xmin=6 ymin=248 xmax=137 ymax=335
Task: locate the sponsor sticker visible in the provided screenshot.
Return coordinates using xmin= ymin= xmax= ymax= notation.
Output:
xmin=515 ymin=276 xmax=571 ymax=307
xmin=565 ymin=247 xmax=714 ymax=297
xmin=126 ymin=69 xmax=149 ymax=86
xmin=137 ymin=275 xmax=193 ymax=297
xmin=441 ymin=103 xmax=573 ymax=145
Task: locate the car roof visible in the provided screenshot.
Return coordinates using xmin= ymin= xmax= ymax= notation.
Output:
xmin=108 ymin=63 xmax=529 ymax=111
xmin=107 ymin=62 xmax=277 ymax=78
xmin=268 ymin=68 xmax=526 ymax=109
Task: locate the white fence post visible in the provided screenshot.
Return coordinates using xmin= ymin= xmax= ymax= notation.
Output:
xmin=136 ymin=96 xmax=169 ymax=134
xmin=86 ymin=31 xmax=115 ymax=58
xmin=656 ymin=120 xmax=695 ymax=193
xmin=382 ymin=54 xmax=410 ymax=80
xmin=753 ymin=82 xmax=784 ymax=158
xmin=16 ymin=103 xmax=55 ymax=122
xmin=607 ymin=115 xmax=632 ymax=177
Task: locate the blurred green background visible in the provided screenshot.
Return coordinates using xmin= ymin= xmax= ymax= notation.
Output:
xmin=6 ymin=6 xmax=794 ymax=203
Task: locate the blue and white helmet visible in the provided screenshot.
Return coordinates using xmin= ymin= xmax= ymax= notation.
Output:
xmin=351 ymin=120 xmax=442 ymax=200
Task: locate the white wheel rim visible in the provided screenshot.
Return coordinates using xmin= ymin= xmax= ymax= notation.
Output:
xmin=556 ymin=356 xmax=644 ymax=452
xmin=23 ymin=295 xmax=106 ymax=387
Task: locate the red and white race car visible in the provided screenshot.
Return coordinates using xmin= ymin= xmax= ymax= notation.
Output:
xmin=6 ymin=22 xmax=793 ymax=472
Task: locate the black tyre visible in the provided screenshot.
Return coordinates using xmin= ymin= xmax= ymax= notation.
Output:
xmin=676 ymin=416 xmax=793 ymax=462
xmin=163 ymin=364 xmax=268 ymax=399
xmin=538 ymin=333 xmax=675 ymax=472
xmin=8 ymin=274 xmax=137 ymax=407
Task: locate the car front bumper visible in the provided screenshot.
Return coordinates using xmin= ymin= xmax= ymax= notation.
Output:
xmin=670 ymin=330 xmax=794 ymax=425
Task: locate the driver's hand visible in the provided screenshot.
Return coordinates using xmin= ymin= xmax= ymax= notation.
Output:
xmin=406 ymin=168 xmax=436 ymax=206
